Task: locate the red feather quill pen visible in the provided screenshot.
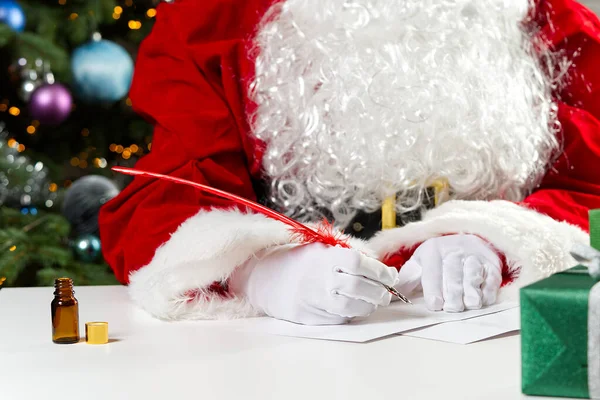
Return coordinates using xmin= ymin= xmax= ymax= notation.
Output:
xmin=111 ymin=166 xmax=350 ymax=248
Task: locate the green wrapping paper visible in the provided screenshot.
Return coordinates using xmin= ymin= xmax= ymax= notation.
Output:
xmin=521 ymin=209 xmax=600 ymax=399
xmin=521 ymin=266 xmax=597 ymax=398
xmin=591 ymin=209 xmax=600 ymax=251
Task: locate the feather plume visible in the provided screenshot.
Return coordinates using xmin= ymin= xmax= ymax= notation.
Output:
xmin=111 ymin=166 xmax=350 ymax=248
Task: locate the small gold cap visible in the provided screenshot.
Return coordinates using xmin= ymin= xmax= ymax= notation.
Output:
xmin=85 ymin=322 xmax=108 ymax=345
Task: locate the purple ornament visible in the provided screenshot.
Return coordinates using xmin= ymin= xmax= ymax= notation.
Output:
xmin=29 ymin=83 xmax=72 ymax=125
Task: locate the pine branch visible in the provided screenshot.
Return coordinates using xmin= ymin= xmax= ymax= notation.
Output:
xmin=0 ymin=24 xmax=16 ymax=47
xmin=15 ymin=33 xmax=71 ymax=80
xmin=0 ymin=246 xmax=31 ymax=282
xmin=36 ymin=245 xmax=72 ymax=268
xmin=0 ymin=209 xmax=117 ymax=287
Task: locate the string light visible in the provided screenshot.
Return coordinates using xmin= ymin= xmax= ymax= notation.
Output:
xmin=32 ymin=120 xmax=40 ymax=127
xmin=8 ymin=107 xmax=20 ymax=116
xmin=17 ymin=144 xmax=25 ymax=152
xmin=26 ymin=125 xmax=36 ymax=134
xmin=49 ymin=183 xmax=58 ymax=192
xmin=128 ymin=20 xmax=142 ymax=30
xmin=7 ymin=139 xmax=17 ymax=148
xmin=115 ymin=145 xmax=124 ymax=153
xmin=148 ymin=142 xmax=152 ymax=150
xmin=146 ymin=8 xmax=157 ymax=18
xmin=130 ymin=144 xmax=139 ymax=153
xmin=93 ymin=158 xmax=108 ymax=168
xmin=79 ymin=160 xmax=88 ymax=168
xmin=9 ymin=246 xmax=16 ymax=252
xmin=122 ymin=150 xmax=132 ymax=160
xmin=69 ymin=13 xmax=78 ymax=20
xmin=0 ymin=104 xmax=7 ymax=112
xmin=112 ymin=7 xmax=122 ymax=20
xmin=64 ymin=180 xmax=72 ymax=188
xmin=125 ymin=97 xmax=132 ymax=106
xmin=81 ymin=128 xmax=90 ymax=137
xmin=58 ymin=0 xmax=66 ymax=4
xmin=109 ymin=143 xmax=117 ymax=152
xmin=125 ymin=0 xmax=133 ymax=6
xmin=70 ymin=157 xmax=79 ymax=166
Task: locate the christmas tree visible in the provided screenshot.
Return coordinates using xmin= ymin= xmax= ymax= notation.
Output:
xmin=0 ymin=0 xmax=158 ymax=288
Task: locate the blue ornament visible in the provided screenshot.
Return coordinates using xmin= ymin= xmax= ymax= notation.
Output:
xmin=73 ymin=234 xmax=102 ymax=262
xmin=0 ymin=0 xmax=25 ymax=32
xmin=71 ymin=39 xmax=133 ymax=102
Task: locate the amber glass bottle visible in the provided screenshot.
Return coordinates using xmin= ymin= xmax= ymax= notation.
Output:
xmin=51 ymin=278 xmax=80 ymax=344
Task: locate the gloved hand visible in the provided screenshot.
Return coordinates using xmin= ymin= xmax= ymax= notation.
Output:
xmin=228 ymin=242 xmax=399 ymax=325
xmin=394 ymin=234 xmax=503 ymax=312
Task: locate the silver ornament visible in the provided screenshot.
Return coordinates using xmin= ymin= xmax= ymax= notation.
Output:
xmin=62 ymin=176 xmax=121 ymax=235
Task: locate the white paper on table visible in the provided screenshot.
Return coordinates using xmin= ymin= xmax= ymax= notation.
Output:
xmin=402 ymin=307 xmax=520 ymax=344
xmin=228 ymin=297 xmax=518 ymax=343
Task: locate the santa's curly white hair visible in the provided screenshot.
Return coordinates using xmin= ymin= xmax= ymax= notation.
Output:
xmin=248 ymin=0 xmax=560 ymax=228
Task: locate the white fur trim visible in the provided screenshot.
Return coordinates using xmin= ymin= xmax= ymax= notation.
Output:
xmin=128 ymin=208 xmax=293 ymax=320
xmin=368 ymin=200 xmax=589 ymax=301
xmin=128 ymin=208 xmax=370 ymax=321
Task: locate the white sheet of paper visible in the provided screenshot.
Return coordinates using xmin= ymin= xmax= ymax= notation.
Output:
xmin=228 ymin=297 xmax=518 ymax=343
xmin=402 ymin=307 xmax=520 ymax=344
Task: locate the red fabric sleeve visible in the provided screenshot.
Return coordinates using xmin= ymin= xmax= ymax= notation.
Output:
xmin=381 ymin=243 xmax=421 ymax=271
xmin=522 ymin=0 xmax=600 ymax=232
xmin=98 ymin=0 xmax=272 ymax=284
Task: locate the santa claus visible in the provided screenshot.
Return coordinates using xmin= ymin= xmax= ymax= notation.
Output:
xmin=99 ymin=0 xmax=600 ymax=324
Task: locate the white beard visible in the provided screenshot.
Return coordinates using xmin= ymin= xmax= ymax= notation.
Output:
xmin=248 ymin=0 xmax=560 ymax=227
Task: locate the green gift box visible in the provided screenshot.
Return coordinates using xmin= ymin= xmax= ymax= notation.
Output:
xmin=521 ymin=210 xmax=600 ymax=399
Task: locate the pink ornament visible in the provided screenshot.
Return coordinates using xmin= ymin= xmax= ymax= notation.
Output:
xmin=29 ymin=83 xmax=72 ymax=125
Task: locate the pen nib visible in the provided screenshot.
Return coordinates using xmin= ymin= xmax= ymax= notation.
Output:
xmin=384 ymin=283 xmax=412 ymax=304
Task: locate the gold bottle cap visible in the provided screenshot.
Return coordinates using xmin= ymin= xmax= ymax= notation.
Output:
xmin=85 ymin=322 xmax=108 ymax=345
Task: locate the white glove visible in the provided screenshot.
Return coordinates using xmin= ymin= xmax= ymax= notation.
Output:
xmin=229 ymin=243 xmax=399 ymax=325
xmin=395 ymin=234 xmax=503 ymax=312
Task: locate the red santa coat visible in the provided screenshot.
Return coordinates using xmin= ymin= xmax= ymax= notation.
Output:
xmin=99 ymin=0 xmax=600 ymax=320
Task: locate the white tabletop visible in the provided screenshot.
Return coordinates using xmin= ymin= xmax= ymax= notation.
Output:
xmin=0 ymin=285 xmax=555 ymax=400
